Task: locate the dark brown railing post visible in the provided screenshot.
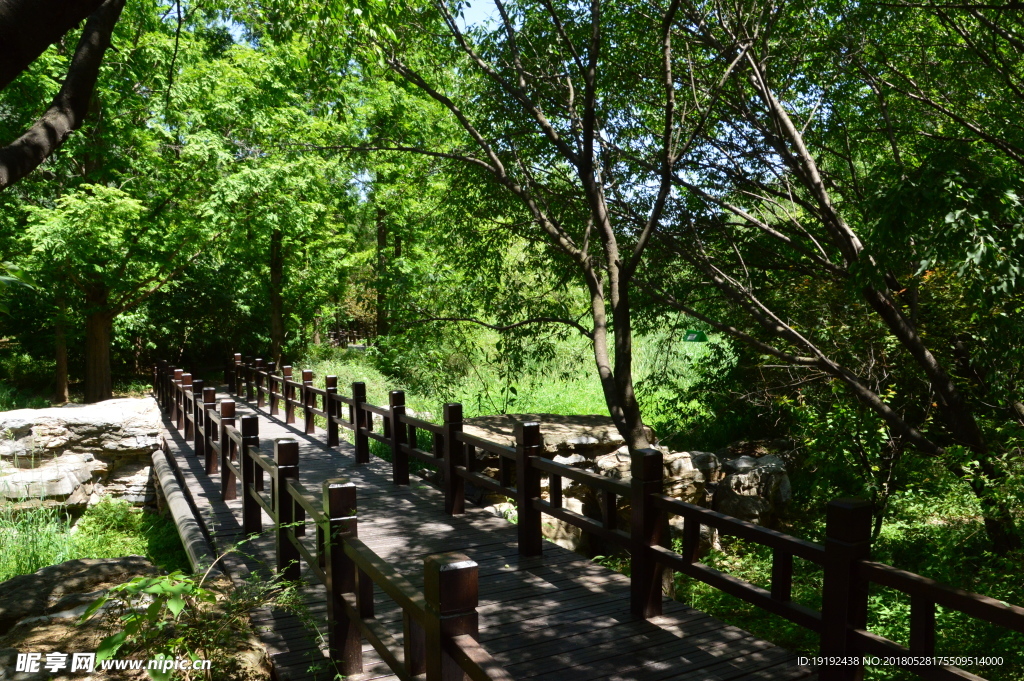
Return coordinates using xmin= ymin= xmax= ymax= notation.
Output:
xmin=390 ymin=390 xmax=408 ymax=485
xmin=254 ymin=358 xmax=265 ymax=408
xmin=240 ymin=415 xmax=261 ymax=535
xmin=190 ymin=379 xmax=203 ymax=443
xmin=303 ymin=369 xmax=315 ymax=434
xmin=219 ymin=400 xmax=236 ymax=498
xmin=243 ymin=357 xmax=254 ymax=402
xmin=630 ymin=447 xmax=665 ymax=619
xmin=283 ymin=366 xmax=295 ymax=424
xmin=352 ymin=382 xmax=369 ymax=464
xmin=326 ymin=376 xmax=339 ymax=447
xmin=424 ymin=553 xmax=479 ymax=681
xmin=163 ymin=365 xmax=174 ymax=414
xmin=268 ymin=361 xmax=279 ymax=415
xmin=275 ymin=438 xmax=301 ymax=581
xmin=820 ymin=498 xmax=872 ymax=681
xmin=515 ymin=421 xmax=543 ymax=556
xmin=178 ymin=373 xmax=192 ymax=432
xmin=170 ymin=369 xmax=181 ymax=424
xmin=443 ymin=403 xmax=464 ymax=515
xmin=201 ymin=386 xmax=216 ymax=472
xmin=233 ymin=353 xmax=243 ymax=395
xmin=323 ymin=479 xmax=362 ymax=675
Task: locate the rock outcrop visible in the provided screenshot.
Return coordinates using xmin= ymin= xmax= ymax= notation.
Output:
xmin=460 ymin=414 xmax=792 ymax=555
xmin=0 ymin=556 xmax=159 ymax=637
xmin=0 ymin=398 xmax=161 ymax=509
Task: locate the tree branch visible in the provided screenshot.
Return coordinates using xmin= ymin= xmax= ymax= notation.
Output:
xmin=0 ymin=0 xmax=126 ymax=190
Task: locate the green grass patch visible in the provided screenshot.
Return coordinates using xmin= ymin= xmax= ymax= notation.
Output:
xmin=0 ymin=498 xmax=190 ymax=582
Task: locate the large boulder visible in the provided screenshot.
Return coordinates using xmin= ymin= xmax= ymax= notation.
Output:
xmin=0 ymin=398 xmax=161 ymax=509
xmin=0 ymin=556 xmax=159 ymax=637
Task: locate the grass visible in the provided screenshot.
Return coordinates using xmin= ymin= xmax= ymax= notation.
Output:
xmin=0 ymin=498 xmax=191 ymax=582
xmin=0 ymin=382 xmax=50 ymax=410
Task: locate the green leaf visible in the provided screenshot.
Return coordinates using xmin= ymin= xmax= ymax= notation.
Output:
xmin=96 ymin=631 xmax=128 ymax=661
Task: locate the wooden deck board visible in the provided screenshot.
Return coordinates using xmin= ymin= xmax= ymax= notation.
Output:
xmin=160 ymin=391 xmax=813 ymax=681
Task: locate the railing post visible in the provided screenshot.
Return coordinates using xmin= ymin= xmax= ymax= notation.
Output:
xmin=630 ymin=447 xmax=665 ymax=619
xmin=219 ymin=400 xmax=236 ymax=498
xmin=244 ymin=356 xmax=255 ymax=402
xmin=303 ymin=369 xmax=315 ymax=434
xmin=224 ymin=357 xmax=234 ymax=395
xmin=254 ymin=358 xmax=265 ymax=408
xmin=201 ymin=386 xmax=216 ymax=472
xmin=178 ymin=374 xmax=192 ymax=432
xmin=352 ymin=382 xmax=369 ymax=464
xmin=240 ymin=415 xmax=261 ymax=535
xmin=190 ymin=379 xmax=203 ymax=443
xmin=424 ymin=552 xmax=479 ymax=681
xmin=390 ymin=390 xmax=408 ymax=485
xmin=326 ymin=376 xmax=339 ymax=447
xmin=275 ymin=439 xmax=301 ymax=582
xmin=820 ymin=498 xmax=872 ymax=681
xmin=323 ymin=479 xmax=362 ymax=676
xmin=283 ymin=366 xmax=295 ymax=424
xmin=267 ymin=361 xmax=278 ymax=415
xmin=514 ymin=421 xmax=543 ymax=556
xmin=233 ymin=353 xmax=243 ymax=395
xmin=443 ymin=403 xmax=464 ymax=516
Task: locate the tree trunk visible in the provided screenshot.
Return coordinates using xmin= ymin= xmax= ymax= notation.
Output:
xmin=375 ymin=207 xmax=389 ymax=338
xmin=83 ymin=285 xmax=112 ymax=403
xmin=269 ymin=228 xmax=284 ymax=364
xmin=54 ymin=299 xmax=69 ymax=403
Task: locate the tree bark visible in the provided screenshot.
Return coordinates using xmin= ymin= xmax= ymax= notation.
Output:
xmin=0 ymin=0 xmax=125 ymax=190
xmin=0 ymin=0 xmax=106 ymax=90
xmin=83 ymin=284 xmax=112 ymax=403
xmin=269 ymin=227 xmax=285 ymax=365
xmin=54 ymin=293 xmax=69 ymax=403
xmin=375 ymin=206 xmax=389 ymax=338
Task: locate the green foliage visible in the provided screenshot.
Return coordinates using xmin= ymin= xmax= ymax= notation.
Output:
xmin=0 ymin=499 xmax=189 ymax=582
xmin=81 ymin=568 xmax=305 ymax=681
xmin=0 ymin=503 xmax=77 ymax=582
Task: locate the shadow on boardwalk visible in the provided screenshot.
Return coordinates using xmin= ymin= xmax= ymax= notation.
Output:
xmin=160 ymin=391 xmax=814 ymax=681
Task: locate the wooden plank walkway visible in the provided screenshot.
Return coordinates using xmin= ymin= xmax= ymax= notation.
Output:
xmin=159 ymin=391 xmax=815 ymax=681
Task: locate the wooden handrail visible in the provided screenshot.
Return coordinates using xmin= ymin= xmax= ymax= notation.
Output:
xmin=153 ymin=358 xmax=1024 ymax=681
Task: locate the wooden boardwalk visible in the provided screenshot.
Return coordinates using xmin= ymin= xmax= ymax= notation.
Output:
xmin=160 ymin=391 xmax=814 ymax=681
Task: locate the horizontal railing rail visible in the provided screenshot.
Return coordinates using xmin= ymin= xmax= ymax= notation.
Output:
xmin=153 ymin=356 xmax=1024 ymax=681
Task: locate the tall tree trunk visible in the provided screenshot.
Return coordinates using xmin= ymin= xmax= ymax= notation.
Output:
xmin=375 ymin=207 xmax=388 ymax=338
xmin=83 ymin=285 xmax=112 ymax=403
xmin=54 ymin=294 xmax=69 ymax=403
xmin=269 ymin=228 xmax=284 ymax=365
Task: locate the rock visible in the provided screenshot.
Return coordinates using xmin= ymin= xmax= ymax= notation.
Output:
xmin=461 ymin=414 xmax=656 ymax=458
xmin=541 ymin=497 xmax=586 ymax=552
xmin=0 ymin=556 xmax=159 ymax=637
xmin=722 ymin=455 xmax=758 ymax=475
xmin=0 ymin=398 xmax=161 ymax=509
xmin=0 ymin=453 xmax=95 ymax=509
xmin=713 ymin=455 xmax=792 ymax=526
xmin=592 ymin=448 xmax=713 ymax=506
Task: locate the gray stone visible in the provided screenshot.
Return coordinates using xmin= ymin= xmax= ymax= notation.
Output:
xmin=722 ymin=455 xmax=758 ymax=475
xmin=0 ymin=556 xmax=159 ymax=637
xmin=461 ymin=414 xmax=656 ymax=458
xmin=0 ymin=398 xmax=161 ymax=509
xmin=713 ymin=455 xmax=791 ymax=525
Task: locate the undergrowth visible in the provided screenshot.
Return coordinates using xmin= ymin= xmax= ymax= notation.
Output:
xmin=0 ymin=498 xmax=190 ymax=582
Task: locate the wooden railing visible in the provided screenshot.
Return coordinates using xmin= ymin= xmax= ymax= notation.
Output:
xmin=156 ymin=357 xmax=1024 ymax=681
xmin=155 ymin=361 xmax=513 ymax=681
